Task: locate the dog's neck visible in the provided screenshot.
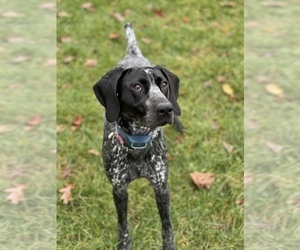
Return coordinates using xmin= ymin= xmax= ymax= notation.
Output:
xmin=116 ymin=116 xmax=154 ymax=135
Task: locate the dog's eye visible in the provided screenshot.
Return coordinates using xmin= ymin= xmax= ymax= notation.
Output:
xmin=132 ymin=83 xmax=142 ymax=91
xmin=160 ymin=82 xmax=168 ymax=89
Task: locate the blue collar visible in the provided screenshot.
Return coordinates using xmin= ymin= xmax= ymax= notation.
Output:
xmin=116 ymin=125 xmax=152 ymax=150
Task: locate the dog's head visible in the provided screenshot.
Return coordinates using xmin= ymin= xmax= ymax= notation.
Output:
xmin=93 ymin=66 xmax=181 ymax=128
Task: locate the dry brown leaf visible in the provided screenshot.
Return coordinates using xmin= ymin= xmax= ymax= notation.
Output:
xmin=256 ymin=75 xmax=271 ymax=83
xmin=220 ymin=2 xmax=236 ymax=7
xmin=7 ymin=169 xmax=24 ymax=179
xmin=222 ymin=84 xmax=234 ymax=98
xmin=265 ymin=84 xmax=284 ymax=97
xmin=262 ymin=2 xmax=286 ymax=7
xmin=247 ymin=120 xmax=260 ymax=130
xmin=81 ymin=2 xmax=95 ymax=12
xmin=211 ymin=120 xmax=219 ymax=130
xmin=7 ymin=36 xmax=23 ymax=43
xmin=217 ymin=76 xmax=226 ymax=83
xmin=109 ymin=32 xmax=120 ymax=40
xmin=4 ymin=184 xmax=27 ymax=204
xmin=61 ymin=168 xmax=72 ymax=179
xmin=2 ymin=11 xmax=21 ymax=18
xmin=11 ymin=55 xmax=29 ymax=64
xmin=59 ymin=184 xmax=74 ymax=204
xmin=88 ymin=149 xmax=100 ymax=156
xmin=140 ymin=37 xmax=151 ymax=44
xmin=286 ymin=198 xmax=300 ymax=209
xmin=153 ymin=8 xmax=165 ymax=17
xmin=190 ymin=172 xmax=215 ymax=190
xmin=57 ymin=10 xmax=70 ymax=17
xmin=111 ymin=12 xmax=125 ymax=22
xmin=71 ymin=115 xmax=83 ymax=131
xmin=63 ymin=56 xmax=75 ymax=64
xmin=223 ymin=141 xmax=234 ymax=153
xmin=44 ymin=58 xmax=56 ymax=66
xmin=244 ymin=173 xmax=253 ymax=187
xmin=0 ymin=124 xmax=14 ymax=133
xmin=24 ymin=115 xmax=42 ymax=131
xmin=56 ymin=124 xmax=65 ymax=133
xmin=182 ymin=16 xmax=191 ymax=23
xmin=40 ymin=2 xmax=56 ymax=11
xmin=266 ymin=141 xmax=283 ymax=153
xmin=84 ymin=58 xmax=97 ymax=67
xmin=60 ymin=35 xmax=72 ymax=43
xmin=235 ymin=198 xmax=244 ymax=206
xmin=203 ymin=80 xmax=213 ymax=88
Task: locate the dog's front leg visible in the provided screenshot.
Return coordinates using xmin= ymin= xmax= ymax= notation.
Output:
xmin=154 ymin=184 xmax=176 ymax=250
xmin=113 ymin=186 xmax=131 ymax=250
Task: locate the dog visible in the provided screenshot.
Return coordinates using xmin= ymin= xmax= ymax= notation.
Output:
xmin=93 ymin=23 xmax=181 ymax=250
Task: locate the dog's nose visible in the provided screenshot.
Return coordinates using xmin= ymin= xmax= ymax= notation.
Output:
xmin=156 ymin=103 xmax=173 ymax=116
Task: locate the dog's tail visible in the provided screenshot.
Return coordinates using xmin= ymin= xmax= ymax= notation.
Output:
xmin=124 ymin=23 xmax=143 ymax=57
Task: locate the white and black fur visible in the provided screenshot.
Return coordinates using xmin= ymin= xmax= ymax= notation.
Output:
xmin=93 ymin=23 xmax=181 ymax=250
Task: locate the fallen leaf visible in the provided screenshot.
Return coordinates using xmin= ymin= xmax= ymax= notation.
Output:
xmin=7 ymin=36 xmax=23 ymax=43
xmin=81 ymin=2 xmax=95 ymax=12
xmin=140 ymin=37 xmax=151 ymax=44
xmin=247 ymin=120 xmax=260 ymax=130
xmin=61 ymin=83 xmax=71 ymax=89
xmin=11 ymin=55 xmax=29 ymax=64
xmin=244 ymin=173 xmax=253 ymax=187
xmin=265 ymin=84 xmax=284 ymax=97
xmin=153 ymin=8 xmax=165 ymax=17
xmin=111 ymin=12 xmax=125 ymax=22
xmin=60 ymin=168 xmax=72 ymax=179
xmin=108 ymin=32 xmax=120 ymax=40
xmin=167 ymin=154 xmax=173 ymax=161
xmin=4 ymin=184 xmax=27 ymax=204
xmin=63 ymin=56 xmax=75 ymax=64
xmin=1 ymin=11 xmax=21 ymax=17
xmin=211 ymin=120 xmax=219 ymax=130
xmin=56 ymin=124 xmax=65 ymax=133
xmin=223 ymin=141 xmax=234 ymax=153
xmin=182 ymin=16 xmax=191 ymax=23
xmin=88 ymin=149 xmax=100 ymax=156
xmin=222 ymin=84 xmax=234 ymax=98
xmin=256 ymin=75 xmax=271 ymax=83
xmin=266 ymin=141 xmax=283 ymax=153
xmin=203 ymin=80 xmax=213 ymax=88
xmin=24 ymin=115 xmax=42 ymax=131
xmin=44 ymin=58 xmax=56 ymax=66
xmin=190 ymin=172 xmax=215 ymax=190
xmin=262 ymin=2 xmax=286 ymax=7
xmin=0 ymin=124 xmax=14 ymax=133
xmin=7 ymin=169 xmax=24 ymax=179
xmin=59 ymin=184 xmax=74 ymax=204
xmin=235 ymin=198 xmax=244 ymax=206
xmin=217 ymin=76 xmax=226 ymax=83
xmin=71 ymin=115 xmax=83 ymax=131
xmin=220 ymin=2 xmax=236 ymax=7
xmin=84 ymin=58 xmax=97 ymax=67
xmin=286 ymin=198 xmax=300 ymax=209
xmin=60 ymin=35 xmax=72 ymax=43
xmin=39 ymin=2 xmax=56 ymax=11
xmin=57 ymin=10 xmax=70 ymax=17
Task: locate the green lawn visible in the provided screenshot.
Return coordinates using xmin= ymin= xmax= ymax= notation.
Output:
xmin=245 ymin=1 xmax=300 ymax=249
xmin=0 ymin=0 xmax=56 ymax=249
xmin=57 ymin=1 xmax=243 ymax=249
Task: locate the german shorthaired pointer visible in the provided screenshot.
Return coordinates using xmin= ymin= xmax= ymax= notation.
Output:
xmin=93 ymin=23 xmax=181 ymax=250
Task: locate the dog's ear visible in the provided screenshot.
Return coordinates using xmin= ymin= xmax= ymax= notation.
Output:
xmin=93 ymin=67 xmax=124 ymax=122
xmin=154 ymin=65 xmax=181 ymax=116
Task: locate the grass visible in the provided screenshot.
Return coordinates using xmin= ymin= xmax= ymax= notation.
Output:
xmin=57 ymin=1 xmax=243 ymax=249
xmin=0 ymin=0 xmax=56 ymax=249
xmin=244 ymin=1 xmax=300 ymax=249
